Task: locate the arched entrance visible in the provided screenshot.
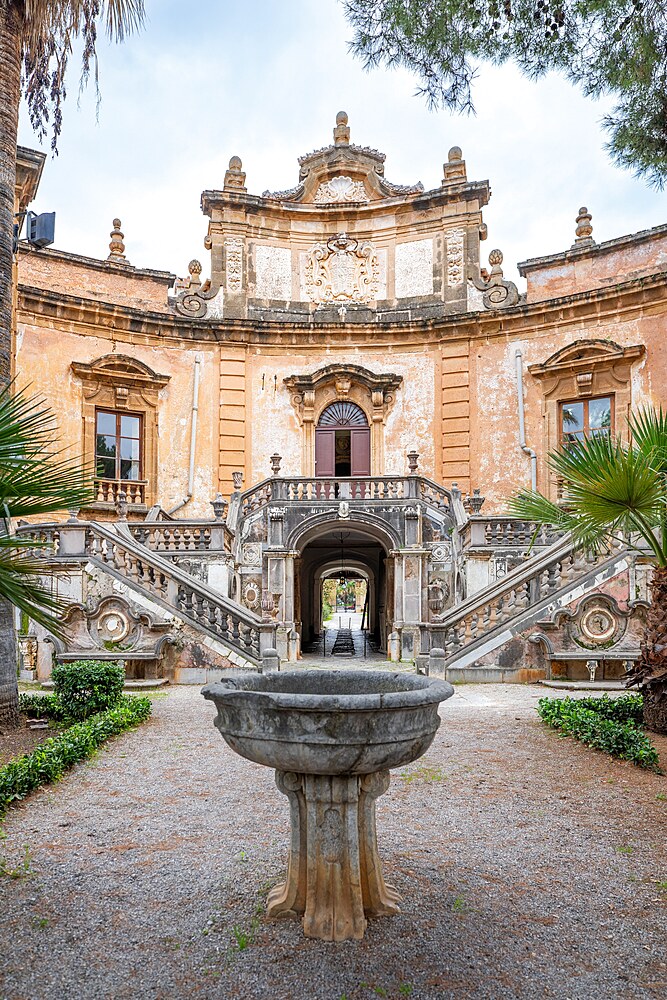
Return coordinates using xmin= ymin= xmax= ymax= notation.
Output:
xmin=295 ymin=519 xmax=395 ymax=655
xmin=315 ymin=401 xmax=370 ymax=477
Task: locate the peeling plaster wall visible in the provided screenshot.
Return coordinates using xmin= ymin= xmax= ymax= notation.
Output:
xmin=15 ymin=323 xmax=219 ymax=518
xmin=523 ymin=231 xmax=667 ymax=303
xmin=468 ymin=308 xmax=667 ymax=510
xmin=18 ymin=250 xmax=173 ymax=314
xmin=246 ymin=349 xmax=437 ymax=483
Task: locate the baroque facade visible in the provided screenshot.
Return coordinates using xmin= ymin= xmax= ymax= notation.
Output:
xmin=12 ymin=113 xmax=665 ymax=683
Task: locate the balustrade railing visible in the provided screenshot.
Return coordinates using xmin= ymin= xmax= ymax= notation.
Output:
xmin=430 ymin=534 xmax=626 ymax=660
xmin=239 ymin=475 xmax=453 ymax=514
xmin=241 ymin=479 xmax=273 ymax=518
xmin=280 ymin=477 xmax=408 ymax=502
xmin=94 ymin=478 xmax=147 ymax=506
xmin=16 ymin=520 xmax=266 ymax=665
xmin=16 ymin=524 xmax=61 ymax=557
xmin=128 ymin=522 xmax=221 ymax=552
xmin=418 ymin=478 xmax=452 ymax=513
xmin=460 ymin=516 xmax=564 ymax=550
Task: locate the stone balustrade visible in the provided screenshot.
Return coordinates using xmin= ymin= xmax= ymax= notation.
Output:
xmin=94 ymin=478 xmax=148 ymax=506
xmin=239 ymin=475 xmax=453 ymax=513
xmin=128 ymin=522 xmax=226 ymax=553
xmin=16 ymin=520 xmax=269 ymax=666
xmin=429 ymin=534 xmax=623 ymax=659
xmin=460 ymin=516 xmax=564 ymax=550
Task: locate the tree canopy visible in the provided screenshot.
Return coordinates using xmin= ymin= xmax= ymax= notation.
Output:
xmin=343 ymin=0 xmax=667 ymax=188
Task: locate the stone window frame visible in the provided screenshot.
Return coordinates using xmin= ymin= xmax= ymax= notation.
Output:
xmin=528 ymin=339 xmax=645 ymax=500
xmin=71 ymin=355 xmax=170 ymax=512
xmin=283 ymin=363 xmax=402 ymax=476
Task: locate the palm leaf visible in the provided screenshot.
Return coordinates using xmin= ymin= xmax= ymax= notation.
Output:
xmin=508 ymin=424 xmax=667 ymax=566
xmin=629 ymin=406 xmax=667 ymax=476
xmin=0 ymin=537 xmax=69 ymax=635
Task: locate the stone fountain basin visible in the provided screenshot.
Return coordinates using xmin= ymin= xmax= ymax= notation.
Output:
xmin=202 ymin=669 xmax=454 ymax=775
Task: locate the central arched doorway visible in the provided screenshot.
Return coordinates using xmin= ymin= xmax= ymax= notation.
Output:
xmin=315 ymin=401 xmax=370 ymax=477
xmin=295 ymin=520 xmax=395 ymax=656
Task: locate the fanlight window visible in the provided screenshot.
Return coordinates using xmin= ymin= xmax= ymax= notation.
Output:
xmin=318 ymin=401 xmax=368 ymax=427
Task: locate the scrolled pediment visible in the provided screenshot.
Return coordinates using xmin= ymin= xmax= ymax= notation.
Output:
xmin=71 ymin=354 xmax=171 ymax=389
xmin=529 ymin=340 xmax=645 ymax=379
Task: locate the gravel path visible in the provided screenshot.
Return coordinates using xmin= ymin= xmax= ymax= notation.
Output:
xmin=1 ymin=684 xmax=666 ymax=1000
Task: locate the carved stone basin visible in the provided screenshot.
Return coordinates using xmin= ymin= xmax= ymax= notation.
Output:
xmin=203 ymin=669 xmax=454 ymax=941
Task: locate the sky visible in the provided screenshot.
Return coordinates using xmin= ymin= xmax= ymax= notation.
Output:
xmin=17 ymin=0 xmax=666 ymax=287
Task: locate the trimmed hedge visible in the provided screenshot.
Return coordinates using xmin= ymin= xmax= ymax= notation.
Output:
xmin=0 ymin=696 xmax=152 ymax=814
xmin=52 ymin=660 xmax=125 ymax=720
xmin=537 ymin=695 xmax=661 ymax=773
xmin=18 ymin=692 xmax=67 ymax=721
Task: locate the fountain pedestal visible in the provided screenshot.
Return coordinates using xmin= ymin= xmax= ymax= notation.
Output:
xmin=268 ymin=769 xmax=399 ymax=940
xmin=203 ymin=669 xmax=454 ymax=941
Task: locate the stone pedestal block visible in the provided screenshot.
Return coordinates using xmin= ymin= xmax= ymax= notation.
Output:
xmin=267 ymin=769 xmax=400 ymax=941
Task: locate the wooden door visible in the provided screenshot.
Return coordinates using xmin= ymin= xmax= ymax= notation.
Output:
xmin=314 ymin=428 xmax=335 ymax=477
xmin=350 ymin=427 xmax=371 ymax=476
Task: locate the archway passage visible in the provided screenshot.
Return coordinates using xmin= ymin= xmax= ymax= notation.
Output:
xmin=315 ymin=401 xmax=370 ymax=477
xmin=297 ymin=525 xmax=390 ymax=657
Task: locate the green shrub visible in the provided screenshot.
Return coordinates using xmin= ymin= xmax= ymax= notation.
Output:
xmin=537 ymin=695 xmax=661 ymax=772
xmin=18 ymin=692 xmax=67 ymax=720
xmin=0 ymin=696 xmax=151 ymax=814
xmin=52 ymin=660 xmax=125 ymax=720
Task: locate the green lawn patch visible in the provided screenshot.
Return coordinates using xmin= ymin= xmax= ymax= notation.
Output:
xmin=537 ymin=694 xmax=661 ymax=773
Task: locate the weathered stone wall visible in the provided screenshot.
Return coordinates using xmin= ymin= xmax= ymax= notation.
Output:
xmin=520 ymin=225 xmax=667 ymax=303
xmin=18 ymin=247 xmax=174 ymax=314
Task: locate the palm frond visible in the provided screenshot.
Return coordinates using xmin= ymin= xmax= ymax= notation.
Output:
xmin=548 ymin=435 xmax=664 ymax=538
xmin=0 ymin=537 xmax=68 ymax=635
xmin=508 ymin=419 xmax=667 ymax=566
xmin=628 ymin=406 xmax=667 ymax=476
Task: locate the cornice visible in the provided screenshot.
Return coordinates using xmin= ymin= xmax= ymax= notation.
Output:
xmin=17 ymin=267 xmax=667 ymax=350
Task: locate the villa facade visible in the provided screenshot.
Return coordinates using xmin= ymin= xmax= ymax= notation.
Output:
xmin=12 ymin=115 xmax=666 ymax=683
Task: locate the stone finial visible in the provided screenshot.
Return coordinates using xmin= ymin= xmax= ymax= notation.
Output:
xmin=108 ymin=218 xmax=127 ymax=263
xmin=224 ymin=155 xmax=247 ymax=192
xmin=442 ymin=146 xmax=467 ymax=184
xmin=407 ymin=450 xmax=419 ymax=474
xmin=188 ymin=259 xmax=202 ymax=290
xmin=270 ymin=453 xmax=282 ymax=476
xmin=488 ymin=249 xmax=504 ymax=277
xmin=210 ymin=493 xmax=227 ymax=521
xmin=573 ymin=206 xmax=594 ymax=247
xmin=232 ymin=470 xmax=244 ymax=491
xmin=333 ymin=110 xmax=350 ymax=146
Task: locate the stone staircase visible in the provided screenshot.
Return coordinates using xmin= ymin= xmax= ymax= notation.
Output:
xmin=18 ymin=519 xmax=275 ymax=671
xmin=420 ymin=533 xmax=636 ymax=681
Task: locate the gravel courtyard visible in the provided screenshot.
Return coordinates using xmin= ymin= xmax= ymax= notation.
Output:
xmin=1 ymin=684 xmax=666 ymax=1000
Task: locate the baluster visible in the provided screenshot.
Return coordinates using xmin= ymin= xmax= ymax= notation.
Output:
xmin=193 ymin=593 xmax=205 ymax=621
xmin=250 ymin=627 xmax=260 ymax=659
xmin=218 ymin=611 xmax=230 ymax=642
xmin=207 ymin=600 xmax=218 ymax=632
xmin=516 ymin=581 xmax=530 ymax=610
xmin=231 ymin=617 xmax=241 ymax=644
xmin=182 ymin=587 xmax=195 ymax=616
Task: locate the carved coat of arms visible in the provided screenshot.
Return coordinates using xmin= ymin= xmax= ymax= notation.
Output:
xmin=305 ymin=232 xmax=380 ymax=304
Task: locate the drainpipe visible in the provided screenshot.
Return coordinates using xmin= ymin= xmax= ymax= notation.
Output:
xmin=168 ymin=356 xmax=201 ymax=515
xmin=514 ymin=348 xmax=537 ymax=492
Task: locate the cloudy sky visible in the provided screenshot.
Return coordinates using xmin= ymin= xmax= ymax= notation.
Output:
xmin=17 ymin=0 xmax=666 ymax=286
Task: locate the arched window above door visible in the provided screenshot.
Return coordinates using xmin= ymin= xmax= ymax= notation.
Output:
xmin=318 ymin=401 xmax=368 ymax=427
xmin=315 ymin=401 xmax=370 ymax=477
xmin=283 ymin=363 xmax=402 ymax=476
